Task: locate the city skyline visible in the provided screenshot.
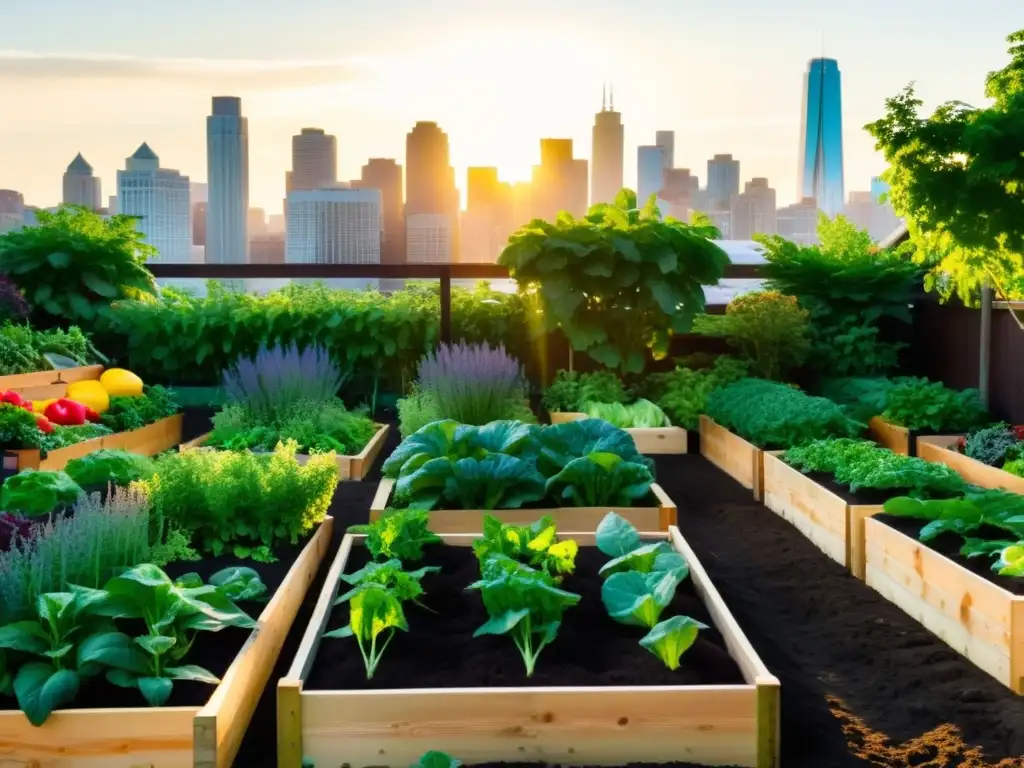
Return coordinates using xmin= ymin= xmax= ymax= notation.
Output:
xmin=0 ymin=0 xmax=1013 ymax=212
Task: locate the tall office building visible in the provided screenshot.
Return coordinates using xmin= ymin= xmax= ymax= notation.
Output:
xmin=62 ymin=154 xmax=102 ymax=211
xmin=706 ymin=154 xmax=740 ymax=211
xmin=655 ymin=131 xmax=675 ymax=171
xmin=285 ymin=187 xmax=381 ymax=264
xmin=116 ymin=143 xmax=191 ymax=263
xmin=799 ymin=58 xmax=845 ymax=217
xmin=192 ymin=202 xmax=207 ymax=246
xmin=730 ymin=178 xmax=777 ymax=239
xmin=532 ymin=139 xmax=587 ymax=221
xmin=356 ymin=158 xmax=404 ymax=263
xmin=637 ymin=146 xmax=667 ymax=205
xmin=591 ymin=85 xmax=624 ymax=205
xmin=462 ymin=167 xmax=513 ymax=263
xmin=844 ymin=189 xmax=902 ymax=242
xmin=290 ymin=128 xmax=338 ymax=192
xmin=206 ymin=96 xmax=249 ymax=263
xmin=777 ymin=197 xmax=820 ymax=245
xmin=405 ymin=121 xmax=459 ymax=261
xmin=0 ymin=190 xmax=24 ymax=215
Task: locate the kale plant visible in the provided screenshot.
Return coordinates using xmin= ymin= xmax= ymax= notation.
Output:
xmin=963 ymin=423 xmax=1022 ymax=467
xmin=881 ymin=378 xmax=989 ymax=432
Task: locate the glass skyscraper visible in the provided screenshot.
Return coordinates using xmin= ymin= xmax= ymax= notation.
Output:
xmin=799 ymin=58 xmax=845 ymax=217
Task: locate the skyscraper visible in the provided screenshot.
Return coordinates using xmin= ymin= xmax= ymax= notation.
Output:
xmin=462 ymin=167 xmax=514 ymax=263
xmin=532 ymin=139 xmax=587 ymax=221
xmin=730 ymin=178 xmax=777 ymax=239
xmin=799 ymin=58 xmax=845 ymax=217
xmin=706 ymin=154 xmax=740 ymax=211
xmin=62 ymin=154 xmax=102 ymax=211
xmin=290 ymin=128 xmax=338 ymax=192
xmin=637 ymin=146 xmax=666 ymax=205
xmin=206 ymin=96 xmax=249 ymax=263
xmin=356 ymin=158 xmax=404 ymax=263
xmin=591 ymin=85 xmax=624 ymax=205
xmin=405 ymin=121 xmax=459 ymax=261
xmin=655 ymin=131 xmax=675 ymax=171
xmin=117 ymin=143 xmax=191 ymax=263
xmin=285 ymin=187 xmax=381 ymax=264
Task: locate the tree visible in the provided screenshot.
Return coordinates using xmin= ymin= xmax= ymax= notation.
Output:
xmin=0 ymin=206 xmax=159 ymax=326
xmin=498 ymin=189 xmax=729 ymax=374
xmin=865 ymin=29 xmax=1024 ymax=304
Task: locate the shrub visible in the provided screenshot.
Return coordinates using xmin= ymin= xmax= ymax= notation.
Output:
xmin=822 ymin=376 xmax=990 ymax=433
xmin=142 ymin=440 xmax=338 ymax=557
xmin=705 ymin=378 xmax=862 ymax=448
xmin=646 ymin=356 xmax=749 ymax=430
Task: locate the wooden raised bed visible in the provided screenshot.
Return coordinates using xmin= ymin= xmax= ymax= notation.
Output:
xmin=0 ymin=516 xmax=335 ymax=768
xmin=548 ymin=411 xmax=688 ymax=454
xmin=917 ymin=435 xmax=1024 ymax=494
xmin=700 ymin=415 xmax=766 ymax=500
xmin=868 ymin=417 xmax=959 ymax=458
xmin=761 ymin=452 xmax=883 ymax=579
xmin=277 ymin=526 xmax=780 ymax=768
xmin=2 ymin=413 xmax=184 ymax=472
xmin=369 ymin=477 xmax=677 ymax=533
xmin=0 ymin=365 xmax=104 ymax=400
xmin=864 ymin=517 xmax=1024 ymax=694
xmin=180 ymin=423 xmax=390 ymax=481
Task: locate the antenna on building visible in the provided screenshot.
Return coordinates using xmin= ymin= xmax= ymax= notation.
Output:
xmin=609 ymin=83 xmax=615 ymax=111
xmin=602 ymin=82 xmax=607 ymax=111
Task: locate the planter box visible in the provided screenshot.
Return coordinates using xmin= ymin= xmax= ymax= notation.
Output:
xmin=2 ymin=413 xmax=185 ymax=472
xmin=0 ymin=516 xmax=335 ymax=768
xmin=700 ymin=415 xmax=766 ymax=500
xmin=868 ymin=417 xmax=959 ymax=458
xmin=180 ymin=423 xmax=390 ymax=482
xmin=917 ymin=435 xmax=1024 ymax=494
xmin=761 ymin=452 xmax=883 ymax=579
xmin=548 ymin=411 xmax=688 ymax=454
xmin=864 ymin=517 xmax=1024 ymax=694
xmin=277 ymin=527 xmax=780 ymax=768
xmin=0 ymin=364 xmax=105 ymax=402
xmin=369 ymin=477 xmax=678 ymax=533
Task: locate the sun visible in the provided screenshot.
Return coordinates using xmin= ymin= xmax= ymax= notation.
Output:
xmin=496 ymin=165 xmax=533 ymax=184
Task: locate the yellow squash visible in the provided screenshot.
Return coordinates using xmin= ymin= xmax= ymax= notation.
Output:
xmin=100 ymin=368 xmax=144 ymax=397
xmin=32 ymin=398 xmax=56 ymax=414
xmin=66 ymin=380 xmax=110 ymax=414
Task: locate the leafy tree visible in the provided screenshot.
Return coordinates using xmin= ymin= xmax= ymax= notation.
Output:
xmin=0 ymin=206 xmax=158 ymax=326
xmin=499 ymin=189 xmax=729 ymax=374
xmin=865 ymin=29 xmax=1024 ymax=304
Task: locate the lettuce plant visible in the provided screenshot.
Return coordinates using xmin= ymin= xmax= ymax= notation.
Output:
xmin=472 ymin=515 xmax=578 ymax=580
xmin=349 ymin=508 xmax=441 ymax=562
xmin=640 ymin=615 xmax=709 ymax=670
xmin=324 ymin=582 xmax=408 ymax=679
xmin=542 ymin=370 xmax=628 ymax=413
xmin=1 ymin=470 xmax=83 ymax=517
xmin=64 ymin=449 xmax=156 ymax=488
xmin=582 ymin=399 xmax=670 ymax=428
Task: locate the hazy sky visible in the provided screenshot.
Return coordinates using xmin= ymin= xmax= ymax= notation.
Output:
xmin=1 ymin=0 xmax=1019 ymax=213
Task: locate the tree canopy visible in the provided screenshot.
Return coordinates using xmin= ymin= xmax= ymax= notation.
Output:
xmin=865 ymin=29 xmax=1024 ymax=304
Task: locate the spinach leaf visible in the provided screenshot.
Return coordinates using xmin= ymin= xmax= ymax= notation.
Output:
xmin=349 ymin=508 xmax=441 ymax=563
xmin=639 ymin=616 xmax=708 ymax=670
xmin=545 ymin=452 xmax=653 ymax=507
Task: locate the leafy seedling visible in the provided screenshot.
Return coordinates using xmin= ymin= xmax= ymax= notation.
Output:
xmin=414 ymin=751 xmax=463 ymax=768
xmin=324 ymin=582 xmax=407 ymax=679
xmin=337 ymin=559 xmax=439 ymax=612
xmin=601 ymin=568 xmax=687 ymax=629
xmin=639 ymin=615 xmax=708 ymax=670
xmin=472 ymin=514 xmax=578 ymax=579
xmin=349 ymin=508 xmax=442 ymax=562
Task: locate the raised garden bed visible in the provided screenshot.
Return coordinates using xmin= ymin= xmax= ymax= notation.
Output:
xmin=2 ymin=413 xmax=184 ymax=472
xmin=0 ymin=516 xmax=334 ymax=768
xmin=369 ymin=476 xmax=678 ymax=532
xmin=277 ymin=526 xmax=780 ymax=768
xmin=864 ymin=514 xmax=1024 ymax=694
xmin=549 ymin=411 xmax=688 ymax=454
xmin=179 ymin=423 xmax=390 ymax=482
xmin=761 ymin=452 xmax=883 ymax=579
xmin=868 ymin=416 xmax=959 ymax=458
xmin=0 ymin=364 xmax=104 ymax=400
xmin=699 ymin=415 xmax=766 ymax=500
xmin=917 ymin=434 xmax=1024 ymax=494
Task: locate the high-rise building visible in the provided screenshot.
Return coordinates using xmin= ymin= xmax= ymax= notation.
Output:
xmin=116 ymin=143 xmax=191 ymax=263
xmin=190 ymin=182 xmax=209 ymax=204
xmin=0 ymin=190 xmax=24 ymax=216
xmin=356 ymin=158 xmax=404 ymax=263
xmin=206 ymin=96 xmax=249 ymax=263
xmin=655 ymin=131 xmax=675 ymax=171
xmin=62 ymin=154 xmax=102 ymax=211
xmin=462 ymin=167 xmax=513 ymax=263
xmin=532 ymin=139 xmax=587 ymax=221
xmin=192 ymin=202 xmax=207 ymax=246
xmin=250 ymin=232 xmax=285 ymax=264
xmin=591 ymin=85 xmax=624 ymax=205
xmin=407 ymin=214 xmax=453 ymax=263
xmin=405 ymin=122 xmax=459 ymax=261
xmin=290 ymin=128 xmax=338 ymax=192
xmin=248 ymin=207 xmax=267 ymax=237
xmin=637 ymin=146 xmax=667 ymax=205
xmin=777 ymin=197 xmax=820 ymax=245
xmin=799 ymin=58 xmax=845 ymax=217
xmin=730 ymin=178 xmax=777 ymax=239
xmin=285 ymin=187 xmax=381 ymax=264
xmin=707 ymin=154 xmax=740 ymax=211
xmin=844 ymin=189 xmax=902 ymax=242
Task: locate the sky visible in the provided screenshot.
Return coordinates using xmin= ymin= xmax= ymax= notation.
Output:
xmin=0 ymin=0 xmax=1020 ymax=214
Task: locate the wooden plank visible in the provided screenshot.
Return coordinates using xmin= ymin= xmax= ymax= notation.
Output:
xmin=276 ymin=679 xmax=304 ymax=768
xmin=864 ymin=517 xmax=1024 ymax=693
xmin=180 ymin=431 xmax=212 ymax=451
xmin=869 ymin=416 xmax=910 ymax=455
xmin=286 ymin=527 xmax=779 ymax=767
xmin=0 ymin=364 xmax=102 ymax=392
xmin=699 ymin=415 xmax=763 ymax=498
xmin=847 ymin=504 xmax=884 ymax=581
xmin=344 ymin=423 xmax=389 ymax=481
xmin=368 ymin=478 xmax=675 ymax=533
xmin=918 ymin=435 xmax=1024 ymax=494
xmin=0 ymin=517 xmax=333 ymax=768
xmin=549 ymin=411 xmax=585 ymax=424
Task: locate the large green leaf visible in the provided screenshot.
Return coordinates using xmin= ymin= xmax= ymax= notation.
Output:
xmin=14 ymin=663 xmax=80 ymax=726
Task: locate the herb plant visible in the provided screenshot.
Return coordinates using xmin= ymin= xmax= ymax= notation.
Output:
xmin=348 ymin=509 xmax=442 ymax=562
xmin=472 ymin=515 xmax=578 ymax=579
xmin=646 ymin=356 xmax=750 ymax=430
xmin=962 ymin=423 xmax=1024 ymax=467
xmin=881 ymin=378 xmax=989 ymax=432
xmin=0 ymin=470 xmax=83 ymax=517
xmin=223 ymin=343 xmax=346 ymax=420
xmin=99 ymin=385 xmax=179 ymax=433
xmin=542 ymin=370 xmax=628 ymax=413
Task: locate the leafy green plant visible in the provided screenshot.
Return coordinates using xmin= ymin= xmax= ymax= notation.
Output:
xmin=880 ymin=378 xmax=989 ymax=432
xmin=324 ymin=582 xmax=408 ymax=679
xmin=542 ymin=370 xmax=628 ymax=414
xmin=0 ymin=470 xmax=83 ymax=517
xmin=100 ymin=386 xmax=179 ymax=433
xmin=995 ymin=544 xmax=1024 ymax=578
xmin=646 ymin=356 xmax=750 ymax=430
xmin=693 ymin=291 xmax=811 ymax=380
xmin=639 ymin=616 xmax=707 ymax=671
xmin=414 ymin=751 xmax=462 ymax=768
xmin=545 ymin=452 xmax=654 ymax=507
xmin=336 ymin=559 xmax=438 ymax=610
xmin=0 ymin=322 xmax=105 ymax=375
xmin=705 ymin=379 xmax=863 ymax=449
xmin=349 ymin=509 xmax=442 ymax=562
xmin=472 ymin=515 xmax=578 ymax=579
xmin=399 ymin=454 xmax=547 ymax=512
xmin=582 ymin=399 xmax=669 ymax=428
xmin=64 ymin=450 xmax=156 ymax=488
xmin=468 ymin=553 xmax=581 ymax=676
xmin=0 ymin=403 xmax=53 ymax=450
xmin=208 ymin=400 xmax=377 ymax=456
xmin=500 ymin=189 xmax=729 ymax=373
xmin=203 ymin=566 xmax=268 ymax=603
xmin=962 ymin=423 xmax=1023 ymax=467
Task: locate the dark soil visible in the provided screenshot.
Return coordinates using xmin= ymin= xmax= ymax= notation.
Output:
xmin=874 ymin=514 xmax=1024 ymax=596
xmin=805 ymin=470 xmax=898 ymax=506
xmin=306 ymin=545 xmax=744 ymax=691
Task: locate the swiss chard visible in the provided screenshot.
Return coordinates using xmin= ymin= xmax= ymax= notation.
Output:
xmin=323 ymin=582 xmax=407 ymax=679
xmin=349 ymin=508 xmax=441 ymax=562
xmin=336 ymin=559 xmax=439 ymax=610
xmin=472 ymin=515 xmax=578 ymax=579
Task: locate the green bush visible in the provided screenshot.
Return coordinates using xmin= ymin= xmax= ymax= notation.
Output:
xmin=823 ymin=376 xmax=989 ymax=433
xmin=542 ymin=370 xmax=628 ymax=413
xmin=646 ymin=356 xmax=749 ymax=430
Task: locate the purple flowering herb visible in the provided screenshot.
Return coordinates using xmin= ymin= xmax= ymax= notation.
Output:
xmin=417 ymin=341 xmax=529 ymax=425
xmin=222 ymin=343 xmax=347 ymax=421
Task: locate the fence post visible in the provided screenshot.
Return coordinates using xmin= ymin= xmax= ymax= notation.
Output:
xmin=979 ymin=280 xmax=992 ymax=408
xmin=439 ymin=271 xmax=452 ymax=345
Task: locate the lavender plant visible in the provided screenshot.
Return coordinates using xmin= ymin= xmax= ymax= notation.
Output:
xmin=406 ymin=342 xmax=534 ymax=429
xmin=0 ymin=485 xmax=151 ymax=623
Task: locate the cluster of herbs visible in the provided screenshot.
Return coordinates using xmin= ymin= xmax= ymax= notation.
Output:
xmin=822 ymin=376 xmax=989 ymax=433
xmin=883 ymin=489 xmax=1024 ymax=578
xmin=0 ymin=321 xmax=106 ymax=375
xmin=0 ymin=562 xmax=263 ymax=725
xmin=382 ymin=419 xmax=655 ymax=511
xmin=0 ymin=402 xmax=111 ymax=453
xmin=207 ymin=343 xmax=377 ymax=456
xmin=543 ymin=369 xmax=670 ymax=428
xmin=784 ymin=438 xmax=967 ymax=499
xmin=956 ymin=423 xmax=1024 ymax=476
xmin=397 ymin=341 xmax=535 ymax=438
xmin=98 ymin=385 xmax=179 ymax=433
xmin=595 ymin=512 xmax=706 ymax=670
xmin=692 ymin=291 xmax=811 ymax=381
xmin=705 ymin=378 xmax=863 ymax=449
xmin=642 ymin=356 xmax=750 ymax=431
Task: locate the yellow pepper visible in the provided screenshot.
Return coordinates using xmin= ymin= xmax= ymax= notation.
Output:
xmin=100 ymin=368 xmax=144 ymax=397
xmin=66 ymin=380 xmax=110 ymax=414
xmin=32 ymin=398 xmax=57 ymax=414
